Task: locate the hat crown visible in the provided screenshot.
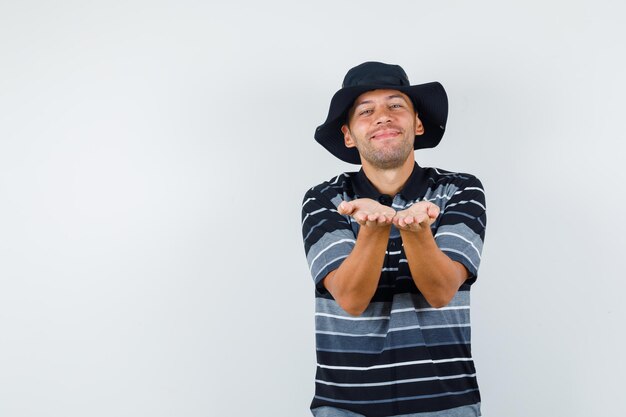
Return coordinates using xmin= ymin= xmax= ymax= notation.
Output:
xmin=342 ymin=61 xmax=410 ymax=88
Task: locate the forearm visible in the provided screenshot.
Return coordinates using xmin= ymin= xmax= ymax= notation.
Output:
xmin=400 ymin=227 xmax=468 ymax=308
xmin=323 ymin=225 xmax=391 ymax=316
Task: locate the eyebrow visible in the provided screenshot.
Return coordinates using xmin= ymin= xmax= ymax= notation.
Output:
xmin=353 ymin=94 xmax=410 ymax=108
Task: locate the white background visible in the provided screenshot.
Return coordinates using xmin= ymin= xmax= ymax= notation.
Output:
xmin=1 ymin=1 xmax=625 ymax=416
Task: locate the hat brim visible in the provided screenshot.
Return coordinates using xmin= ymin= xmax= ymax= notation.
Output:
xmin=314 ymin=82 xmax=448 ymax=164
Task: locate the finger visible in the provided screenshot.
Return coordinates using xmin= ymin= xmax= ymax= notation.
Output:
xmin=428 ymin=204 xmax=440 ymax=218
xmin=414 ymin=214 xmax=428 ymax=225
xmin=403 ymin=217 xmax=419 ymax=229
xmin=338 ymin=201 xmax=352 ymax=215
xmin=393 ymin=212 xmax=406 ymax=223
xmin=354 ymin=214 xmax=367 ymax=226
xmin=367 ymin=213 xmax=379 ymax=222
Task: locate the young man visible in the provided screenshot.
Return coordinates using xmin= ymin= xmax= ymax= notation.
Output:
xmin=301 ymin=62 xmax=487 ymax=417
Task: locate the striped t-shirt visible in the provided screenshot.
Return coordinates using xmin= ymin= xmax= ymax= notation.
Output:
xmin=301 ymin=161 xmax=487 ymax=417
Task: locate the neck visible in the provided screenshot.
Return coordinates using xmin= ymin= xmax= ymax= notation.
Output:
xmin=361 ymin=156 xmax=415 ymax=196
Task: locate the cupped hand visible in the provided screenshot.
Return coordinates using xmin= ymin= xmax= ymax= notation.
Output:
xmin=392 ymin=201 xmax=440 ymax=232
xmin=338 ymin=198 xmax=395 ymax=227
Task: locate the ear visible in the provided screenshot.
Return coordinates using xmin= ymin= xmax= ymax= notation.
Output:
xmin=414 ymin=114 xmax=425 ymax=136
xmin=341 ymin=124 xmax=357 ymax=148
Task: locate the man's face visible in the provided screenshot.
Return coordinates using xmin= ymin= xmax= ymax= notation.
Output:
xmin=341 ymin=89 xmax=424 ymax=170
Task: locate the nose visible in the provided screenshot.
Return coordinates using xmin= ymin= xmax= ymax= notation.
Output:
xmin=373 ymin=107 xmax=392 ymax=125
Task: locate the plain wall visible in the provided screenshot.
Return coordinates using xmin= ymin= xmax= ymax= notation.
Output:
xmin=1 ymin=1 xmax=625 ymax=416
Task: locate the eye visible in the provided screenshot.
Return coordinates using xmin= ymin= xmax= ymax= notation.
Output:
xmin=390 ymin=103 xmax=403 ymax=109
xmin=359 ymin=109 xmax=373 ymax=116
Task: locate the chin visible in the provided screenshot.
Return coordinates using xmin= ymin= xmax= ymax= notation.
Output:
xmin=368 ymin=157 xmax=408 ymax=170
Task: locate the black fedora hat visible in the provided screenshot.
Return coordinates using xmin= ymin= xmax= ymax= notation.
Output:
xmin=314 ymin=61 xmax=448 ymax=164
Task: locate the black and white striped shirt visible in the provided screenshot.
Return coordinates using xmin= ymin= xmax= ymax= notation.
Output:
xmin=301 ymin=162 xmax=487 ymax=417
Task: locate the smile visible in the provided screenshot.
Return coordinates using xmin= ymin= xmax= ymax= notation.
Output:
xmin=371 ymin=129 xmax=401 ymax=140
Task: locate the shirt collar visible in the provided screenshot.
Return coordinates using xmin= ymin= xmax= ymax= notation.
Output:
xmin=352 ymin=161 xmax=427 ymax=203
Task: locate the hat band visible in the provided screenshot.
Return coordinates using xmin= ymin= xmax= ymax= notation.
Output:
xmin=346 ymin=74 xmax=409 ymax=88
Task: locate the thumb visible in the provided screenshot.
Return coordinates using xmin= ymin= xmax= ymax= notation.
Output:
xmin=338 ymin=201 xmax=352 ymax=214
xmin=428 ymin=204 xmax=440 ymax=219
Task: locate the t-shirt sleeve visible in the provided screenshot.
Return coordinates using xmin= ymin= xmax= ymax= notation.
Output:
xmin=301 ymin=187 xmax=356 ymax=288
xmin=433 ymin=176 xmax=487 ymax=284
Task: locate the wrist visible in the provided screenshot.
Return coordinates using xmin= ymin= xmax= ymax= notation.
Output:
xmin=357 ymin=223 xmax=392 ymax=239
xmin=399 ymin=225 xmax=433 ymax=244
